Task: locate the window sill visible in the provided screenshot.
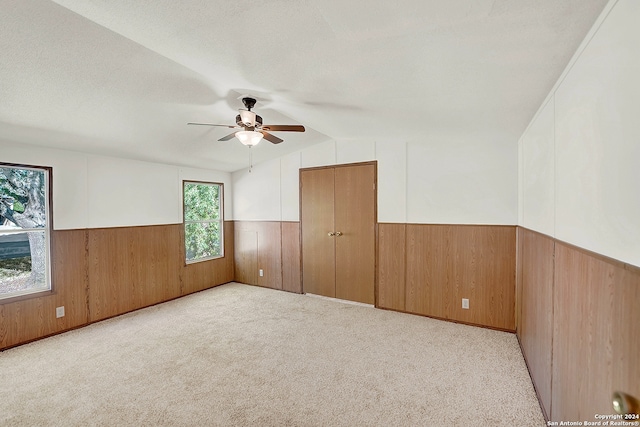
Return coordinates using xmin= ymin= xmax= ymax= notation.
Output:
xmin=185 ymin=254 xmax=225 ymax=266
xmin=0 ymin=289 xmax=54 ymax=305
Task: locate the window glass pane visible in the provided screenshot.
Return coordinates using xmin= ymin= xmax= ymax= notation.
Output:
xmin=185 ymin=222 xmax=221 ymax=261
xmin=0 ymin=230 xmax=48 ymax=297
xmin=184 ymin=183 xmax=220 ymax=221
xmin=0 ymin=167 xmax=47 ymax=229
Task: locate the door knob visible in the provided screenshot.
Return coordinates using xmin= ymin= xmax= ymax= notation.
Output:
xmin=335 ymin=231 xmax=343 ymax=236
xmin=612 ymin=391 xmax=639 ymax=416
xmin=328 ymin=232 xmax=335 ymax=237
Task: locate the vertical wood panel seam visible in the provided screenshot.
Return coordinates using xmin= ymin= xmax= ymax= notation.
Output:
xmin=84 ymin=229 xmax=90 ymax=323
xmin=374 ymin=223 xmax=379 ymax=307
xmin=278 ymin=222 xmax=282 ymax=288
xmin=179 ymin=225 xmax=184 ymax=295
xmin=403 ymin=223 xmax=408 ymax=312
xmin=299 ymin=170 xmax=303 ymax=294
xmin=280 ymin=222 xmax=284 ymax=291
xmin=257 ymin=229 xmax=261 ymax=286
xmin=550 ymin=238 xmax=556 ymax=419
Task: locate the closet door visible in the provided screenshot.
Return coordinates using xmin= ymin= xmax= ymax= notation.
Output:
xmin=334 ymin=164 xmax=375 ymax=304
xmin=301 ymin=168 xmax=336 ymax=297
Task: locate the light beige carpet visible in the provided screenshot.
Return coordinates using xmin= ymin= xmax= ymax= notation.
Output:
xmin=0 ymin=283 xmax=545 ymax=426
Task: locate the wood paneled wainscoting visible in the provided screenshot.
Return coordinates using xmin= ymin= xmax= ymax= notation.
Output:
xmin=233 ymin=221 xmax=301 ymax=294
xmin=516 ymin=228 xmax=554 ymax=419
xmin=0 ymin=230 xmax=89 ymax=350
xmin=516 ymin=227 xmax=640 ymax=423
xmin=377 ymin=223 xmax=516 ymax=331
xmin=0 ymin=222 xmax=235 ymax=350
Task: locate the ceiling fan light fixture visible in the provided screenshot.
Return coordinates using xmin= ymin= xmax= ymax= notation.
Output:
xmin=188 ymin=96 xmax=305 ymax=146
xmin=239 ymin=109 xmax=256 ymax=127
xmin=235 ymin=130 xmax=263 ymax=146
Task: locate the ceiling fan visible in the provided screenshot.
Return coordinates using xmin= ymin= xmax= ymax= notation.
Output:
xmin=188 ymin=97 xmax=305 ymax=146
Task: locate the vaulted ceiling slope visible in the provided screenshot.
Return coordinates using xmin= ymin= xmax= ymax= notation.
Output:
xmin=0 ymin=0 xmax=608 ymax=171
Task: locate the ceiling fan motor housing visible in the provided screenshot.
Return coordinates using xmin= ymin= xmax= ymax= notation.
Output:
xmin=236 ymin=113 xmax=262 ymax=129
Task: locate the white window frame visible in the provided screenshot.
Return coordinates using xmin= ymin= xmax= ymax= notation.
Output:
xmin=0 ymin=163 xmax=52 ymax=301
xmin=183 ymin=181 xmax=224 ymax=264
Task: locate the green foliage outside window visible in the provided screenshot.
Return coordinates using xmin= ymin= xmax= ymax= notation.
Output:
xmin=184 ymin=182 xmax=223 ymax=262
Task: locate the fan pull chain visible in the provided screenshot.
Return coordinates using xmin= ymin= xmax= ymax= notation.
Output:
xmin=248 ymin=147 xmax=253 ymax=173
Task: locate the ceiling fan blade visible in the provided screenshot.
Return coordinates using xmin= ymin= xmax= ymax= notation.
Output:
xmin=261 ymin=131 xmax=283 ymax=144
xmin=187 ymin=122 xmax=239 ymax=129
xmin=261 ymin=125 xmax=305 ymax=132
xmin=218 ymin=132 xmax=237 ymax=141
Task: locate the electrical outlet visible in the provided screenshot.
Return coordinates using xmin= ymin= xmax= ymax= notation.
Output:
xmin=462 ymin=298 xmax=469 ymax=309
xmin=259 ymin=269 xmax=264 ymax=277
xmin=56 ymin=306 xmax=65 ymax=318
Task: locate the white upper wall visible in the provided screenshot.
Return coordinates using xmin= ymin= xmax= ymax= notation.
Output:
xmin=406 ymin=134 xmax=516 ymax=225
xmin=232 ymin=134 xmax=518 ymax=225
xmin=86 ymin=155 xmax=180 ymax=228
xmin=519 ymin=0 xmax=640 ymax=266
xmin=232 ymin=156 xmax=282 ymax=222
xmin=0 ymin=140 xmax=232 ymax=229
xmin=279 ymin=151 xmax=302 ymax=221
xmin=376 ymin=140 xmax=407 ymax=223
xmin=520 ymin=98 xmax=555 ymax=234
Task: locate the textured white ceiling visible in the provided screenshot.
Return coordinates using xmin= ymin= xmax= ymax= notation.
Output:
xmin=0 ymin=0 xmax=609 ymax=171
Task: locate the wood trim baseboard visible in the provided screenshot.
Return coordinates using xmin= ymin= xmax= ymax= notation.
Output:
xmin=377 ymin=306 xmax=516 ymax=333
